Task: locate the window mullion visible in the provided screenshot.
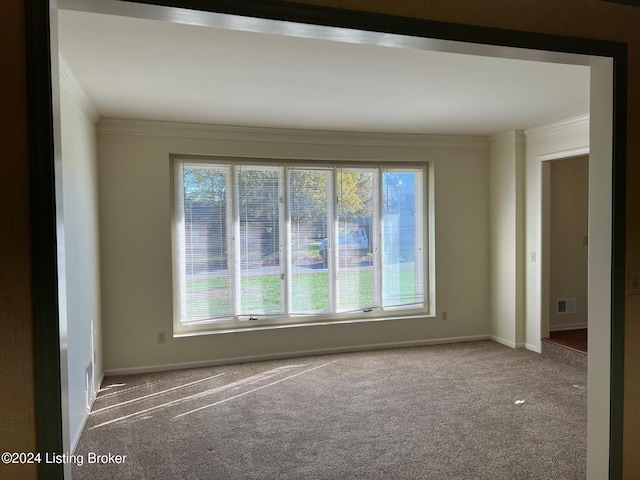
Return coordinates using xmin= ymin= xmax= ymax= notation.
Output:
xmin=375 ymin=167 xmax=383 ymax=311
xmin=281 ymin=166 xmax=290 ymax=316
xmin=231 ymin=164 xmax=241 ymax=317
xmin=417 ymin=168 xmax=427 ymax=312
xmin=330 ymin=167 xmax=338 ymax=313
xmin=174 ymin=161 xmax=188 ymax=325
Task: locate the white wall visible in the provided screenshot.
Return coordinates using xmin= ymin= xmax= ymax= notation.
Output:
xmin=97 ymin=120 xmax=489 ymax=373
xmin=488 ymin=131 xmax=525 ymax=348
xmin=60 ymin=63 xmax=102 ymax=451
xmin=585 ymin=57 xmax=613 ymax=480
xmin=549 ymin=156 xmax=589 ymax=330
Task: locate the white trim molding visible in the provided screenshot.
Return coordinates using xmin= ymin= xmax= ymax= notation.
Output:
xmin=59 ymin=55 xmax=100 ymax=124
xmin=538 ymin=146 xmax=590 ymax=162
xmin=524 ymin=114 xmax=589 ymax=142
xmin=489 ymin=335 xmax=525 ymax=349
xmin=489 ymin=129 xmax=525 ymax=148
xmin=525 ymin=343 xmax=542 ymax=353
xmin=103 ymin=335 xmax=490 ymax=376
xmin=70 ymin=371 xmax=102 ymax=454
xmin=97 ymin=118 xmax=489 ymax=149
xmin=550 ymin=323 xmax=588 ymax=332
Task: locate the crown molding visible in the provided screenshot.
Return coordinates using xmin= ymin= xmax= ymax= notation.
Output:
xmin=538 ymin=146 xmax=590 ymax=161
xmin=96 ymin=118 xmax=489 ymax=149
xmin=59 ymin=55 xmax=100 ymax=124
xmin=489 ymin=129 xmax=525 ymax=148
xmin=524 ymin=114 xmax=589 ymax=142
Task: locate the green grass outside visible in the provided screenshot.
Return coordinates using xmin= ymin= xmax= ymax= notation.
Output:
xmin=186 ymin=268 xmax=418 ymax=317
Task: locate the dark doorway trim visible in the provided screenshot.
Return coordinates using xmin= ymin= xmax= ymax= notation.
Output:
xmin=25 ymin=0 xmax=66 ymax=478
xmin=601 ymin=0 xmax=640 ymax=7
xmin=609 ymin=50 xmax=627 ymax=480
xmin=28 ymin=1 xmax=626 ymax=478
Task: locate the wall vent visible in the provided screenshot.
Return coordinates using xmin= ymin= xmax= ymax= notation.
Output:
xmin=556 ymin=297 xmax=577 ymax=314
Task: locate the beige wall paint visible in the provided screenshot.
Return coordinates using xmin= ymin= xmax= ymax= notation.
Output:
xmin=97 ymin=123 xmax=489 ymax=372
xmin=488 ymin=131 xmax=526 ymax=348
xmin=549 ymin=156 xmax=589 ymax=330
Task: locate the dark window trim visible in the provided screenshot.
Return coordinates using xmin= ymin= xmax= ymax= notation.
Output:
xmin=27 ymin=1 xmax=626 ymax=478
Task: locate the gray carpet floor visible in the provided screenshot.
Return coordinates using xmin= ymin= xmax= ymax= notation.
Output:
xmin=72 ymin=341 xmax=587 ymax=479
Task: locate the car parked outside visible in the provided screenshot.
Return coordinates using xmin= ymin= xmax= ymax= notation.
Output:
xmin=319 ymin=226 xmax=369 ymax=263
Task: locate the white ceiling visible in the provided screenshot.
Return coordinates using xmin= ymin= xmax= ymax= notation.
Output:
xmin=58 ymin=10 xmax=590 ymax=136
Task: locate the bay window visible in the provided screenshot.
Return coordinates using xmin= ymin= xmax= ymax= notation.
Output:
xmin=173 ymin=157 xmax=427 ymax=332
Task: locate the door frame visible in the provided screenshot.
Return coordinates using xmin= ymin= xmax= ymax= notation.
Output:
xmin=26 ymin=1 xmax=627 ymax=478
xmin=540 ymin=147 xmax=590 ymax=340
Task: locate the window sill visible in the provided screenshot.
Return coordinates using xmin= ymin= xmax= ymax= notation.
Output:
xmin=173 ymin=312 xmax=434 ymax=338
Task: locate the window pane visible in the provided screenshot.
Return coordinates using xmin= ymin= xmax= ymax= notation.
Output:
xmin=180 ymin=164 xmax=232 ymax=322
xmin=289 ymin=169 xmax=331 ymax=313
xmin=238 ymin=167 xmax=283 ymax=315
xmin=336 ymin=169 xmax=376 ymax=311
xmin=175 ymin=159 xmax=427 ymax=330
xmin=382 ymin=170 xmax=424 ymax=308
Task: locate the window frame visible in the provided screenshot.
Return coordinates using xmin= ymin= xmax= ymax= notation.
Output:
xmin=171 ymin=155 xmax=431 ymax=335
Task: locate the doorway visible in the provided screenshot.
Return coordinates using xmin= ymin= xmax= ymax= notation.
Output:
xmin=28 ymin=1 xmax=626 ymax=479
xmin=542 ymin=154 xmax=589 ymax=355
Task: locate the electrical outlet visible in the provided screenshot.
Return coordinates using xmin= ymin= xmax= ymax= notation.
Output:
xmin=630 ymin=269 xmax=640 ymax=296
xmin=157 ymin=331 xmax=166 ymax=344
xmin=441 ymin=311 xmax=448 ymax=321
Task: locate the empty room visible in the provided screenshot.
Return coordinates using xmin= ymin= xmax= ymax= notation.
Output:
xmin=45 ymin=1 xmax=618 ymax=478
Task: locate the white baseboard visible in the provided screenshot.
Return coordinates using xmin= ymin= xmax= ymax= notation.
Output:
xmin=104 ymin=335 xmax=490 ymax=376
xmin=525 ymin=343 xmax=542 ymax=353
xmin=488 ymin=335 xmax=525 ymax=349
xmin=550 ymin=323 xmax=588 ymax=332
xmin=71 ymin=371 xmax=104 ymax=454
xmin=70 ymin=420 xmax=85 ymax=455
xmin=96 ymin=372 xmax=105 ymax=395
